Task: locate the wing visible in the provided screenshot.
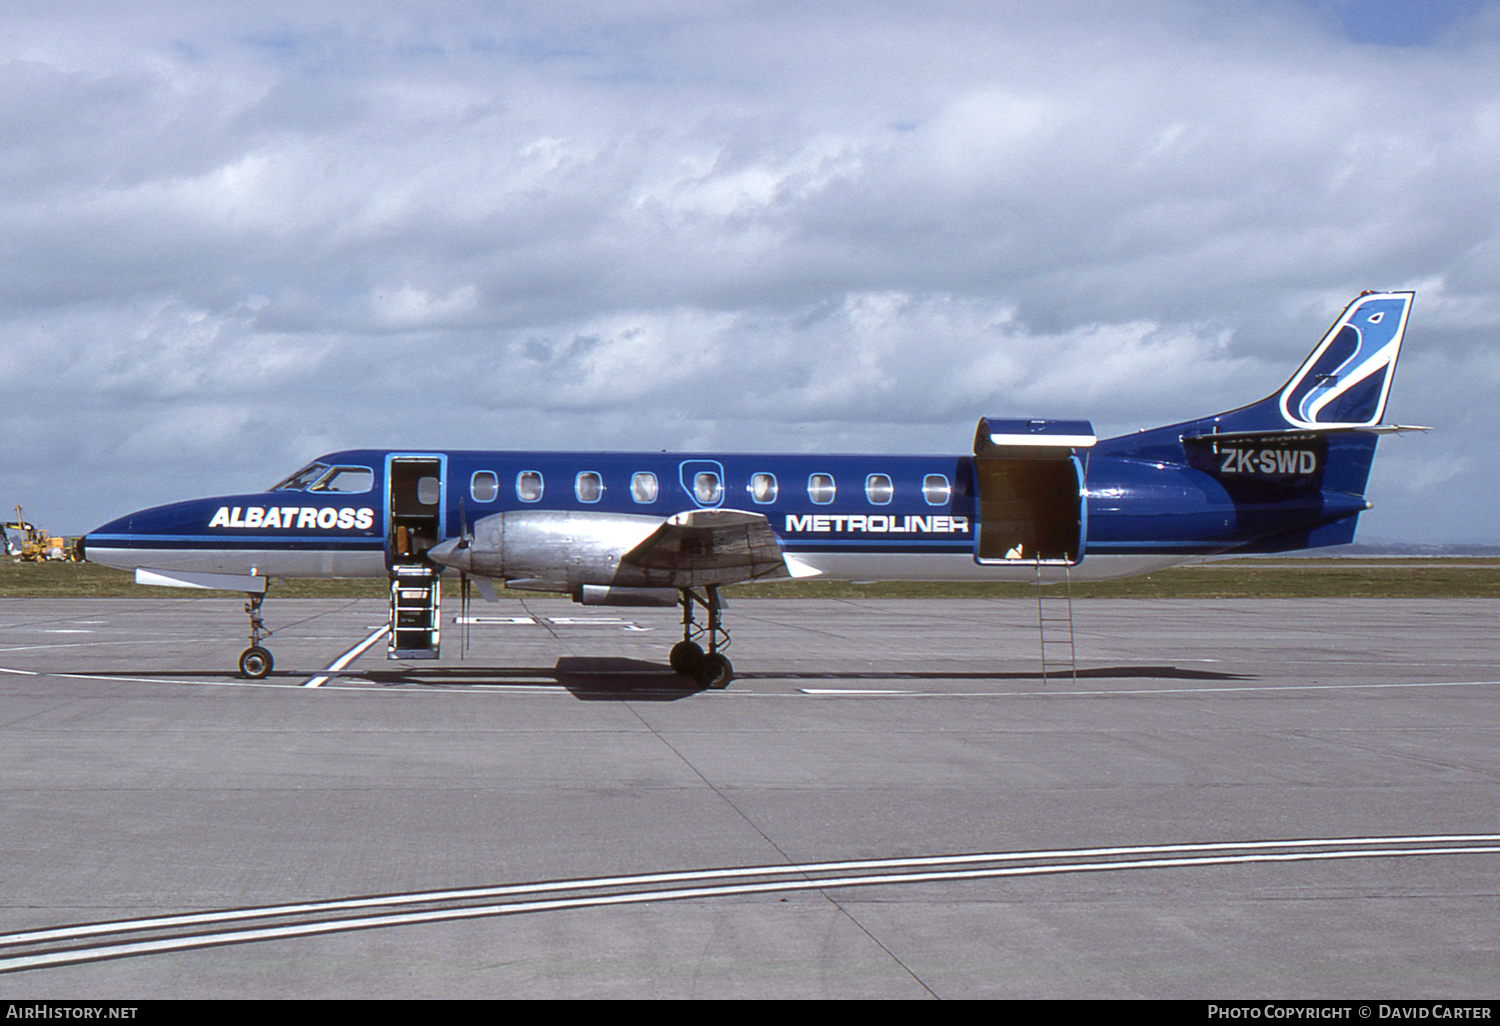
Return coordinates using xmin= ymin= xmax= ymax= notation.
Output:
xmin=621 ymin=508 xmax=797 ymax=587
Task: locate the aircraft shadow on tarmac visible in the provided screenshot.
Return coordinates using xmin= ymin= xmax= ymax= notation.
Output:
xmin=319 ymin=659 xmax=1258 ymax=698
xmin=67 ymin=661 xmax=1254 ymax=699
xmin=359 ymin=657 xmax=704 ymax=701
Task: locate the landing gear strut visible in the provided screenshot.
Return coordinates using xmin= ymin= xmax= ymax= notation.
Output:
xmin=670 ymin=584 xmax=732 ymax=689
xmin=238 ymin=589 xmax=274 ymax=679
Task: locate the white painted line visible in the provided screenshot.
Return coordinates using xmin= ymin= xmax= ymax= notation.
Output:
xmin=5 ymin=834 xmax=1498 ymax=973
xmin=7 ymin=832 xmax=1495 ymax=947
xmin=304 ymin=626 xmax=391 ymax=688
xmin=798 ymin=679 xmax=1500 ymax=698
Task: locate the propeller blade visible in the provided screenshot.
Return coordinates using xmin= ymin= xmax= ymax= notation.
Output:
xmin=460 ymin=571 xmax=471 ymax=657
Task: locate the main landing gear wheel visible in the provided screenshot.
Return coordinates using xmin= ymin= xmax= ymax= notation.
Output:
xmin=239 ymin=645 xmax=273 ymax=679
xmin=669 ymin=641 xmax=704 ymax=676
xmin=668 ymin=641 xmax=733 ymax=689
xmin=698 ymin=652 xmax=733 ymax=690
xmin=675 ymin=585 xmax=734 ymax=689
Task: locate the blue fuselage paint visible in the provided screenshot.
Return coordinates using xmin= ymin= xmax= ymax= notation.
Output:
xmin=81 ymin=293 xmax=1410 ymax=588
xmin=82 ymin=438 xmax=1370 ymax=585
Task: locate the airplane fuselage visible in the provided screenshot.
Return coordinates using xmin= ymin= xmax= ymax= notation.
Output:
xmin=82 ymin=436 xmax=1370 ymax=587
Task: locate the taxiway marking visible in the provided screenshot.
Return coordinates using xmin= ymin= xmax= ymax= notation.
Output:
xmin=303 ymin=626 xmax=391 ymax=687
xmin=456 ymin=616 xmax=653 ymax=631
xmin=801 ymin=679 xmax=1500 ymax=697
xmin=5 ymin=833 xmax=1497 ymax=974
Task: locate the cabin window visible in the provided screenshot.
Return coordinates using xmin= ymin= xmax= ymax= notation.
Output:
xmin=471 ymin=471 xmax=498 ymax=503
xmin=923 ymin=474 xmax=950 ymax=506
xmin=694 ymin=471 xmax=722 ymax=505
xmin=631 ymin=472 xmax=658 ymax=503
xmin=416 ymin=476 xmax=441 ymax=506
xmin=865 ymin=474 xmax=894 ymax=505
xmin=808 ymin=474 xmax=835 ymax=505
xmin=516 ymin=471 xmax=544 ymax=503
xmin=750 ymin=472 xmax=777 ymax=504
xmin=576 ymin=471 xmax=603 ymax=503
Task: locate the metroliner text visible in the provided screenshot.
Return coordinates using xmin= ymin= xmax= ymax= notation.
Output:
xmin=783 ymin=514 xmax=970 ymax=534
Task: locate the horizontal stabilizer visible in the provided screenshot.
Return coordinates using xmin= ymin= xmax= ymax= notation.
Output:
xmin=136 ymin=568 xmax=268 ymax=593
xmin=1183 ymin=424 xmax=1431 ymax=445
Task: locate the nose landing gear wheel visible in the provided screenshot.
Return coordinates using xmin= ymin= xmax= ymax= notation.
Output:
xmin=239 ymin=646 xmax=273 ymax=679
xmin=237 ymin=588 xmax=273 ymax=679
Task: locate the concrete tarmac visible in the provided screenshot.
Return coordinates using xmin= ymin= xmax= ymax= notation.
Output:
xmin=1 ymin=595 xmax=1498 ymax=999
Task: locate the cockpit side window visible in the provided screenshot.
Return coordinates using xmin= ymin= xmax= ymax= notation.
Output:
xmin=272 ymin=463 xmax=330 ymax=491
xmin=308 ymin=467 xmax=374 ymax=493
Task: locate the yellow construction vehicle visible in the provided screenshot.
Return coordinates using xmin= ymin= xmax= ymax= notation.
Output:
xmin=5 ymin=505 xmax=70 ymax=561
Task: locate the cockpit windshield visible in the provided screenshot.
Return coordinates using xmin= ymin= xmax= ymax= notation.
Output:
xmin=309 ymin=467 xmax=373 ymax=493
xmin=271 ymin=462 xmax=374 ymax=493
xmin=272 ymin=463 xmax=330 ymax=491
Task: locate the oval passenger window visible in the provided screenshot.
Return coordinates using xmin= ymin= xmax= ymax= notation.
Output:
xmin=471 ymin=471 xmax=498 ymax=503
xmin=576 ymin=472 xmax=603 ymax=502
xmin=517 ymin=471 xmax=544 ymax=502
xmin=750 ymin=472 xmax=777 ymax=503
xmin=695 ymin=472 xmax=722 ymax=504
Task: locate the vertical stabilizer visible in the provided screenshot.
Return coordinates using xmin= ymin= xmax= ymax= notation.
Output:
xmin=1277 ymin=292 xmax=1413 ymax=430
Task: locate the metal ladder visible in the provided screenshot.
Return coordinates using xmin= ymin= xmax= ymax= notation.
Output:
xmin=388 ymin=564 xmax=441 ymax=659
xmin=1035 ymin=559 xmax=1077 ymax=683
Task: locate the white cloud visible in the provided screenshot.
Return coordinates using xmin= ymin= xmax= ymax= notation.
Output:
xmin=2 ymin=1 xmax=1499 ymax=542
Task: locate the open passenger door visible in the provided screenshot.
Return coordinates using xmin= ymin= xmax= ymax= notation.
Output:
xmin=385 ymin=453 xmax=447 ymax=660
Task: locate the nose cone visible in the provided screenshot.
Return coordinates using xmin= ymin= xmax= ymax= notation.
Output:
xmin=82 ymin=499 xmax=213 ymax=571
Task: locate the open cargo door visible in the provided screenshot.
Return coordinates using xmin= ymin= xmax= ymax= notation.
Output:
xmin=972 ymin=418 xmax=1094 ymax=566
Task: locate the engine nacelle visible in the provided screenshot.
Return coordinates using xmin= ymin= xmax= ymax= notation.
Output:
xmin=573 ymin=585 xmax=679 ymax=607
xmin=428 ymin=510 xmax=666 ymax=591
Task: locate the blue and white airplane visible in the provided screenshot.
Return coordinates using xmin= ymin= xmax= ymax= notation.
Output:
xmin=82 ymin=291 xmax=1420 ymax=687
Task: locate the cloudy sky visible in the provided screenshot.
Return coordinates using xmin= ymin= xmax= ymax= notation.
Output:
xmin=3 ymin=0 xmax=1499 ymax=545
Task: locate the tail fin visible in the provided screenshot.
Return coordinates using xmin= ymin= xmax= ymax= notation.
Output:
xmin=1277 ymin=291 xmax=1413 ymax=430
xmin=1199 ymin=290 xmax=1416 ymax=437
xmin=1091 ymin=292 xmax=1420 ymax=553
xmin=1170 ymin=291 xmax=1419 ymax=551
